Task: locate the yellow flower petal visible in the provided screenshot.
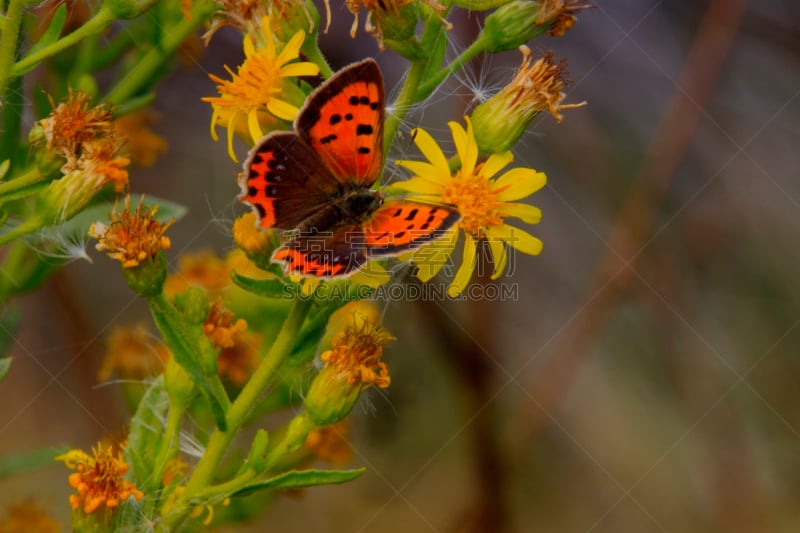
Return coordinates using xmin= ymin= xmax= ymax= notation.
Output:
xmin=413 ymin=226 xmax=457 ymax=282
xmin=243 ymin=34 xmax=256 ymax=58
xmin=499 ymin=202 xmax=542 ymax=224
xmin=267 ymin=98 xmax=300 ymax=121
xmin=276 ymin=30 xmax=305 ymax=66
xmin=247 ymin=111 xmax=264 ymax=146
xmin=351 ymin=261 xmax=391 ymax=288
xmin=480 ymin=150 xmax=514 ymax=179
xmin=494 ymin=168 xmax=546 ymax=201
xmin=226 ymin=116 xmax=239 ymax=162
xmin=487 ymin=237 xmax=507 ymax=280
xmin=448 ymin=233 xmax=477 ymax=297
xmin=449 ymin=118 xmax=477 ymax=177
xmin=487 ymin=224 xmax=543 ymax=256
xmin=280 ymin=61 xmax=320 ymax=78
xmin=394 ymin=160 xmax=447 ymax=184
xmin=392 ymin=176 xmax=445 ymax=196
xmin=410 ymin=127 xmax=450 ymax=177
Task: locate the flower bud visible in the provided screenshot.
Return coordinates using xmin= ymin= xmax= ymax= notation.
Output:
xmin=470 ymin=47 xmax=585 ymax=154
xmin=479 ymin=1 xmax=547 ymax=52
xmin=164 ymin=356 xmax=195 ymax=408
xmin=303 ymin=364 xmax=362 ymax=426
xmin=174 ymin=287 xmax=210 ymax=325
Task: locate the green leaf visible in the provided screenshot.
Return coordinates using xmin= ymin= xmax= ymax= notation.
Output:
xmin=287 ymin=303 xmax=342 ymax=366
xmin=232 ymin=468 xmax=366 ymax=497
xmin=16 ymin=4 xmax=68 ymax=76
xmin=0 ymin=358 xmax=11 ymax=382
xmin=0 ymin=160 xmax=10 ymax=180
xmin=0 ymin=446 xmax=69 ymax=479
xmin=231 ymin=270 xmax=292 ymax=300
xmin=125 ymin=376 xmax=168 ymax=487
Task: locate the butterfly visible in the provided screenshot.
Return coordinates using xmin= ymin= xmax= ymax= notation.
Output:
xmin=239 ymin=58 xmax=460 ymax=277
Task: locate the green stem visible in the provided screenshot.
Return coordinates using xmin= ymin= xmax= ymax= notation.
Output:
xmin=104 ymin=0 xmax=214 ymax=106
xmin=0 ymin=166 xmax=44 ymax=199
xmin=160 ymin=297 xmax=313 ymax=530
xmin=10 ymin=6 xmax=117 ymax=78
xmin=195 ymin=411 xmax=317 ymax=501
xmin=416 ymin=36 xmax=488 ymax=98
xmin=383 ymin=59 xmax=426 ymax=158
xmin=303 ymin=41 xmax=333 ymax=79
xmin=0 ymin=0 xmax=25 ymax=99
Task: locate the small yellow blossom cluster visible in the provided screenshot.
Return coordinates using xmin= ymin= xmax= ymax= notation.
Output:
xmin=90 ymin=196 xmax=173 ymax=268
xmin=98 ymin=323 xmax=170 ymax=381
xmin=203 ymin=300 xmax=247 ymax=349
xmin=304 ymin=420 xmax=353 ymax=467
xmin=34 ymin=90 xmax=130 ymax=192
xmin=0 ymin=500 xmax=60 ymax=533
xmin=321 ymin=319 xmax=394 ymax=388
xmin=57 ymin=443 xmax=143 ymax=514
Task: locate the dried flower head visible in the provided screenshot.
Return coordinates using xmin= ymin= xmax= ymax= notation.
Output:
xmin=537 ymin=0 xmax=591 ymax=37
xmin=35 ymin=89 xmax=113 ymax=166
xmin=304 ymin=315 xmax=394 ymax=425
xmin=89 ymin=195 xmax=173 ymax=268
xmin=470 ymin=47 xmax=586 ymax=153
xmin=345 ymin=0 xmax=448 ymax=49
xmin=57 ymin=443 xmax=143 ymax=514
xmin=321 ymin=317 xmax=394 ymax=389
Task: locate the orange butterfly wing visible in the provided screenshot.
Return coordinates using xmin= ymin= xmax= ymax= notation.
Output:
xmin=364 ymin=201 xmax=460 ymax=256
xmin=297 ymin=59 xmax=384 ymax=187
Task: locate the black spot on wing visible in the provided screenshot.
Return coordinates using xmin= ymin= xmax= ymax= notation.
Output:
xmin=356 ymin=124 xmax=374 ymax=136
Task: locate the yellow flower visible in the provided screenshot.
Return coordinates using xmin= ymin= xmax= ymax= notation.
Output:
xmin=303 ymin=419 xmax=353 ymax=467
xmin=203 ymin=299 xmax=247 ymax=349
xmin=57 ymin=443 xmax=144 ymax=514
xmin=0 ymin=500 xmax=60 ymax=533
xmin=395 ymin=117 xmax=545 ymax=296
xmin=97 ymin=323 xmax=170 ymax=382
xmin=89 ymin=195 xmax=173 ymax=268
xmin=113 ymin=109 xmax=168 ymax=166
xmin=164 ymin=249 xmax=232 ymax=298
xmin=202 ymin=16 xmax=319 ymax=161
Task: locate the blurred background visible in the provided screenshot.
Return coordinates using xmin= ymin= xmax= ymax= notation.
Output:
xmin=3 ymin=0 xmax=800 ymax=531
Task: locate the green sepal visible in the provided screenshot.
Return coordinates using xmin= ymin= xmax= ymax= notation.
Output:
xmin=231 ymin=270 xmax=293 ymax=300
xmin=242 ymin=429 xmax=269 ymax=475
xmin=232 ymin=468 xmax=366 ymax=497
xmin=287 ymin=303 xmax=342 ymax=366
xmin=125 ymin=376 xmax=168 ymax=488
xmin=0 ymin=445 xmax=68 ymax=479
xmin=15 ymin=4 xmax=68 ymax=76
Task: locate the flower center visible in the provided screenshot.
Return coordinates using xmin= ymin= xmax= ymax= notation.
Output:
xmin=442 ymin=168 xmax=504 ymax=238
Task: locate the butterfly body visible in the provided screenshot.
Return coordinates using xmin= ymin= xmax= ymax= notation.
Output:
xmin=240 ymin=59 xmax=459 ymax=278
